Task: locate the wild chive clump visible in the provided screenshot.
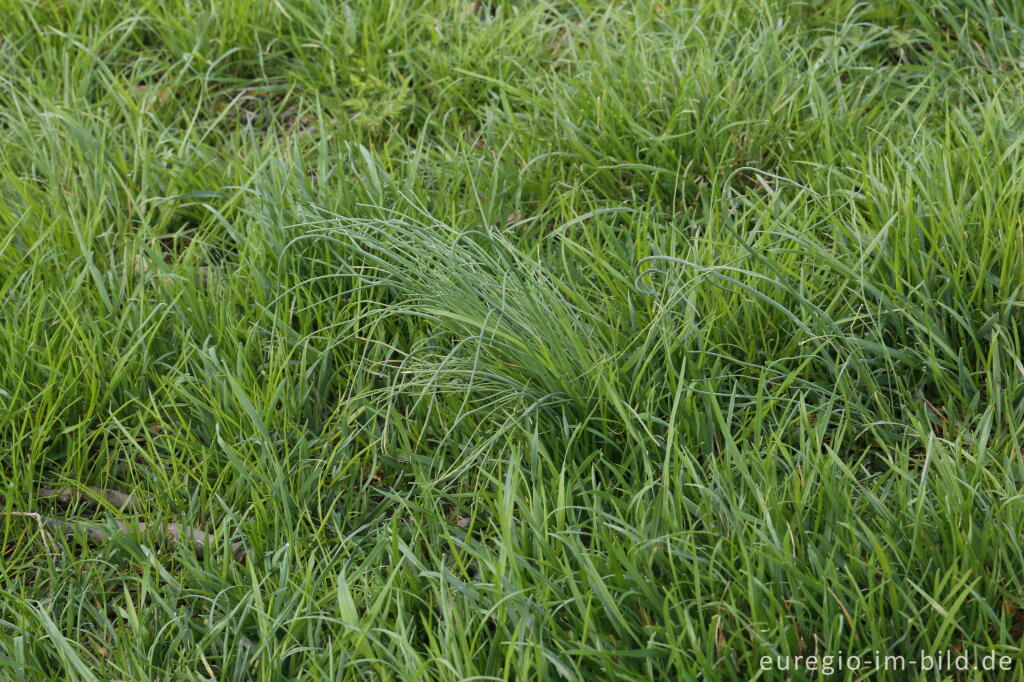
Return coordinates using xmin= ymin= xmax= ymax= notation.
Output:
xmin=2 ymin=1 xmax=1023 ymax=679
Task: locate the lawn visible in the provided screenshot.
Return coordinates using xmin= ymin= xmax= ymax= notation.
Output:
xmin=2 ymin=0 xmax=1024 ymax=679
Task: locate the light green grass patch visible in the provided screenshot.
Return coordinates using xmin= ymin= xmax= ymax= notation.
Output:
xmin=2 ymin=0 xmax=1024 ymax=679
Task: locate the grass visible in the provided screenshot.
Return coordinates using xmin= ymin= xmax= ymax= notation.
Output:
xmin=1 ymin=0 xmax=1024 ymax=679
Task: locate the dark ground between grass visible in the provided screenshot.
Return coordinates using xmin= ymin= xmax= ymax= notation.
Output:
xmin=2 ymin=1 xmax=1024 ymax=680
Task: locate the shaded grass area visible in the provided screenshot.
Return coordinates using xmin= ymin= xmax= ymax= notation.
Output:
xmin=1 ymin=0 xmax=1024 ymax=679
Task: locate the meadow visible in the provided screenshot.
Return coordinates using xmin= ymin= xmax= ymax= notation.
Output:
xmin=2 ymin=1 xmax=1024 ymax=679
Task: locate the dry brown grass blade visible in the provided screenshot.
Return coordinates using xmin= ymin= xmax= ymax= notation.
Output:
xmin=9 ymin=511 xmax=61 ymax=557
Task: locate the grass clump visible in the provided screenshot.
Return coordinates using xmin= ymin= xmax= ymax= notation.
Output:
xmin=2 ymin=0 xmax=1024 ymax=679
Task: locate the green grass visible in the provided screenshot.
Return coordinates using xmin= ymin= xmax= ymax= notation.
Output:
xmin=2 ymin=0 xmax=1024 ymax=679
